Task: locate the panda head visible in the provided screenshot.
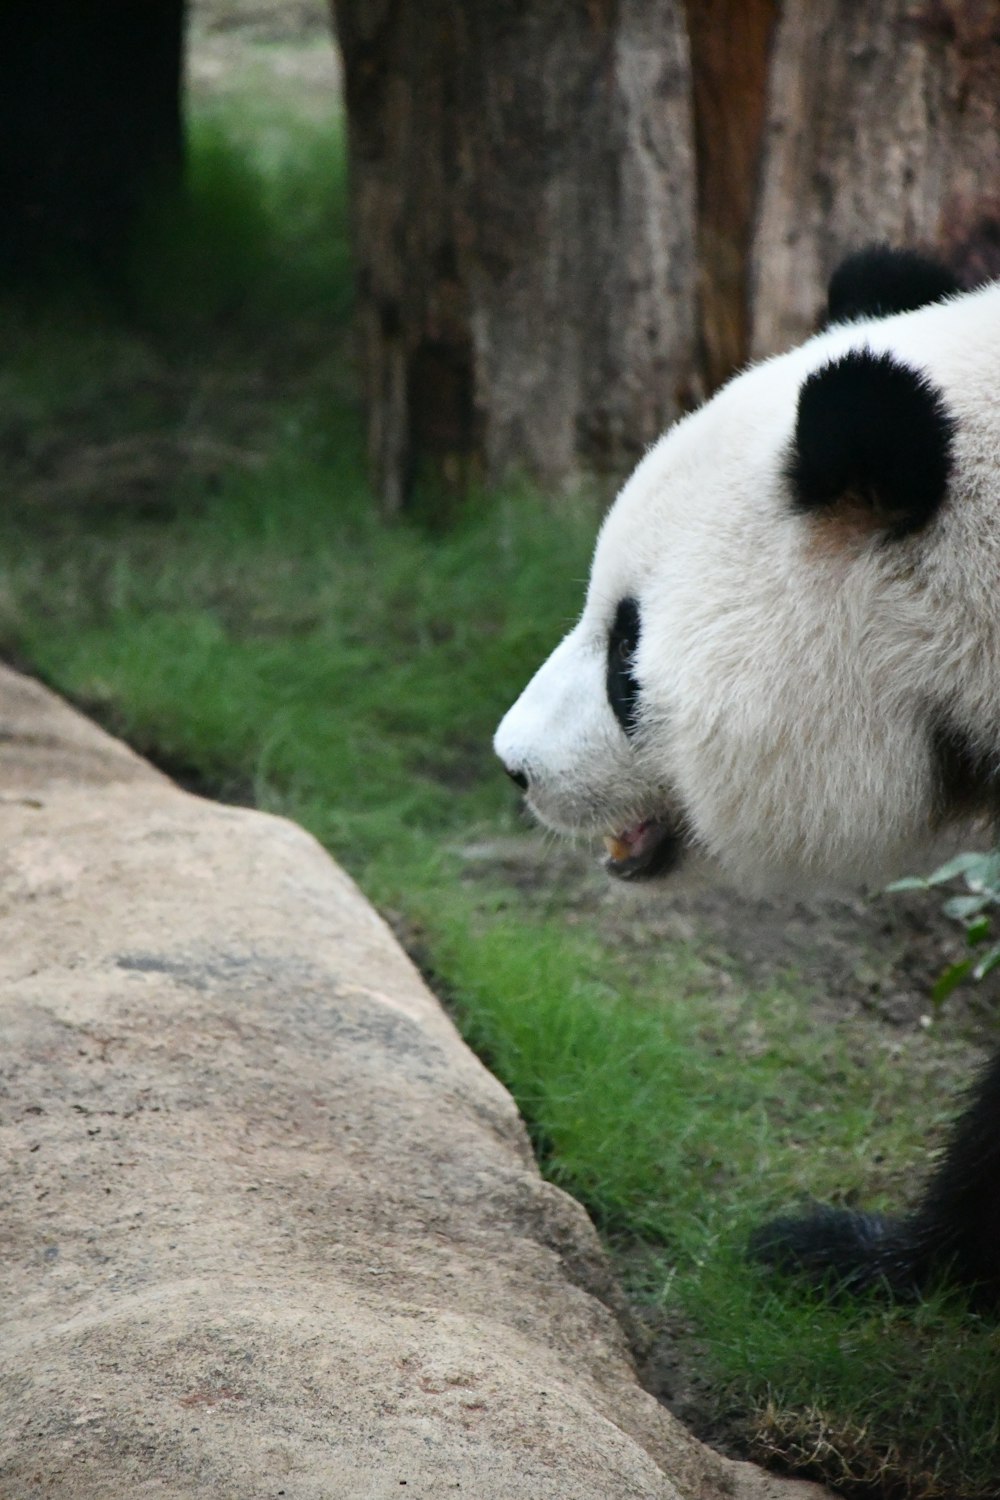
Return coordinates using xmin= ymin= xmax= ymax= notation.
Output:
xmin=495 ymin=252 xmax=1000 ymax=890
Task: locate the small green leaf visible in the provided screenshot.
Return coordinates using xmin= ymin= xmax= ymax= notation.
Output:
xmin=973 ymin=946 xmax=1000 ymax=982
xmin=931 ymin=958 xmax=974 ymax=1007
xmin=885 ymin=876 xmax=929 ymax=893
xmin=967 ymin=851 xmax=1000 ymax=891
xmin=926 ymin=852 xmax=989 ymax=885
xmin=966 ymin=915 xmax=992 ymax=946
xmin=943 ymin=894 xmax=990 ymax=921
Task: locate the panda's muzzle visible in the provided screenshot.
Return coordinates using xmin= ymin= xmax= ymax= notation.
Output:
xmin=603 ymin=816 xmax=685 ymax=880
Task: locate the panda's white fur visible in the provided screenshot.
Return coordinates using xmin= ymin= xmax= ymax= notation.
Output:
xmin=496 ymin=281 xmax=1000 ymax=891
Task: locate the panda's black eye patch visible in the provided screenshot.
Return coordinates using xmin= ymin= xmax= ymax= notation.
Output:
xmin=607 ymin=598 xmax=641 ymax=736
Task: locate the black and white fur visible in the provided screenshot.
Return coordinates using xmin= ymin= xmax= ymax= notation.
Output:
xmin=495 ymin=248 xmax=1000 ymax=1303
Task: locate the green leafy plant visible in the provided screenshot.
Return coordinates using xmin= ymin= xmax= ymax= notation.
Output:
xmin=889 ymin=850 xmax=1000 ymax=1004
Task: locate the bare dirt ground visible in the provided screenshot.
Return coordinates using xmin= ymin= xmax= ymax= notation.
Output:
xmin=457 ymin=828 xmax=998 ymax=1038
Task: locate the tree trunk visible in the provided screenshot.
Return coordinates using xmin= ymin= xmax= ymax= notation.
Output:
xmin=749 ymin=0 xmax=1000 ymax=357
xmin=684 ymin=0 xmax=778 ymax=391
xmin=0 ymin=0 xmax=186 ymax=282
xmin=334 ymin=1 xmax=697 ymax=513
xmin=336 ymin=0 xmax=1000 ymax=508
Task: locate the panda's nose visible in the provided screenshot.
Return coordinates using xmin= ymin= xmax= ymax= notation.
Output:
xmin=503 ymin=763 xmax=529 ymax=791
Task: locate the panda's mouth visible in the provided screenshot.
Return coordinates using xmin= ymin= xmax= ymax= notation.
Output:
xmin=602 ymin=817 xmax=684 ymax=880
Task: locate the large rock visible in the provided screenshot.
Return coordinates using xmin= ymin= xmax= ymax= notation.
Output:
xmin=0 ymin=665 xmax=829 ymax=1499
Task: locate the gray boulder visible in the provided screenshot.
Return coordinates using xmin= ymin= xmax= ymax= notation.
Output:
xmin=0 ymin=664 xmax=829 ymax=1499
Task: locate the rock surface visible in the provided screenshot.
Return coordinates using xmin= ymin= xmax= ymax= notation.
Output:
xmin=0 ymin=664 xmax=830 ymax=1499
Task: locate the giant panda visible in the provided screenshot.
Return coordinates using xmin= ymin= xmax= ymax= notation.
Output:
xmin=495 ymin=247 xmax=1000 ymax=1303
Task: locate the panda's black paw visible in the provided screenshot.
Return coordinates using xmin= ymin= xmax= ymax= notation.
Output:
xmin=748 ymin=1206 xmax=924 ymax=1301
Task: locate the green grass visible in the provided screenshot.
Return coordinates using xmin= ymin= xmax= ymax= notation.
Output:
xmin=0 ymin=450 xmax=595 ymax=872
xmin=130 ymin=109 xmax=353 ymax=336
xmin=2 ymin=76 xmax=999 ymax=1500
xmin=684 ymin=1268 xmax=1000 ymax=1499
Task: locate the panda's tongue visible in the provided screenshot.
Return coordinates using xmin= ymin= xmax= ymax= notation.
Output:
xmin=603 ymin=820 xmax=659 ymax=865
xmin=602 ymin=818 xmax=682 ymax=879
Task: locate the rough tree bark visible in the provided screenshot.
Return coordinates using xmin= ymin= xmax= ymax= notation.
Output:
xmin=334 ymin=1 xmax=696 ymax=513
xmin=684 ymin=0 xmax=778 ymax=391
xmin=0 ymin=0 xmax=186 ymax=281
xmin=749 ymin=0 xmax=1000 ymax=356
xmin=335 ymin=0 xmax=1000 ymax=508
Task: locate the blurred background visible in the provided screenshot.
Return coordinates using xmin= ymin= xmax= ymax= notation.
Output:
xmin=2 ymin=1 xmax=997 ymax=512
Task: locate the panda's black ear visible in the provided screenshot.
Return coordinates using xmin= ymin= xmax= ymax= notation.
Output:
xmin=787 ymin=349 xmax=955 ymax=538
xmin=825 ymin=246 xmax=960 ymax=326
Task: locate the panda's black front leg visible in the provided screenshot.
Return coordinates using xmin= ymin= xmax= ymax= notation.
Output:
xmin=750 ymin=1043 xmax=1000 ymax=1305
